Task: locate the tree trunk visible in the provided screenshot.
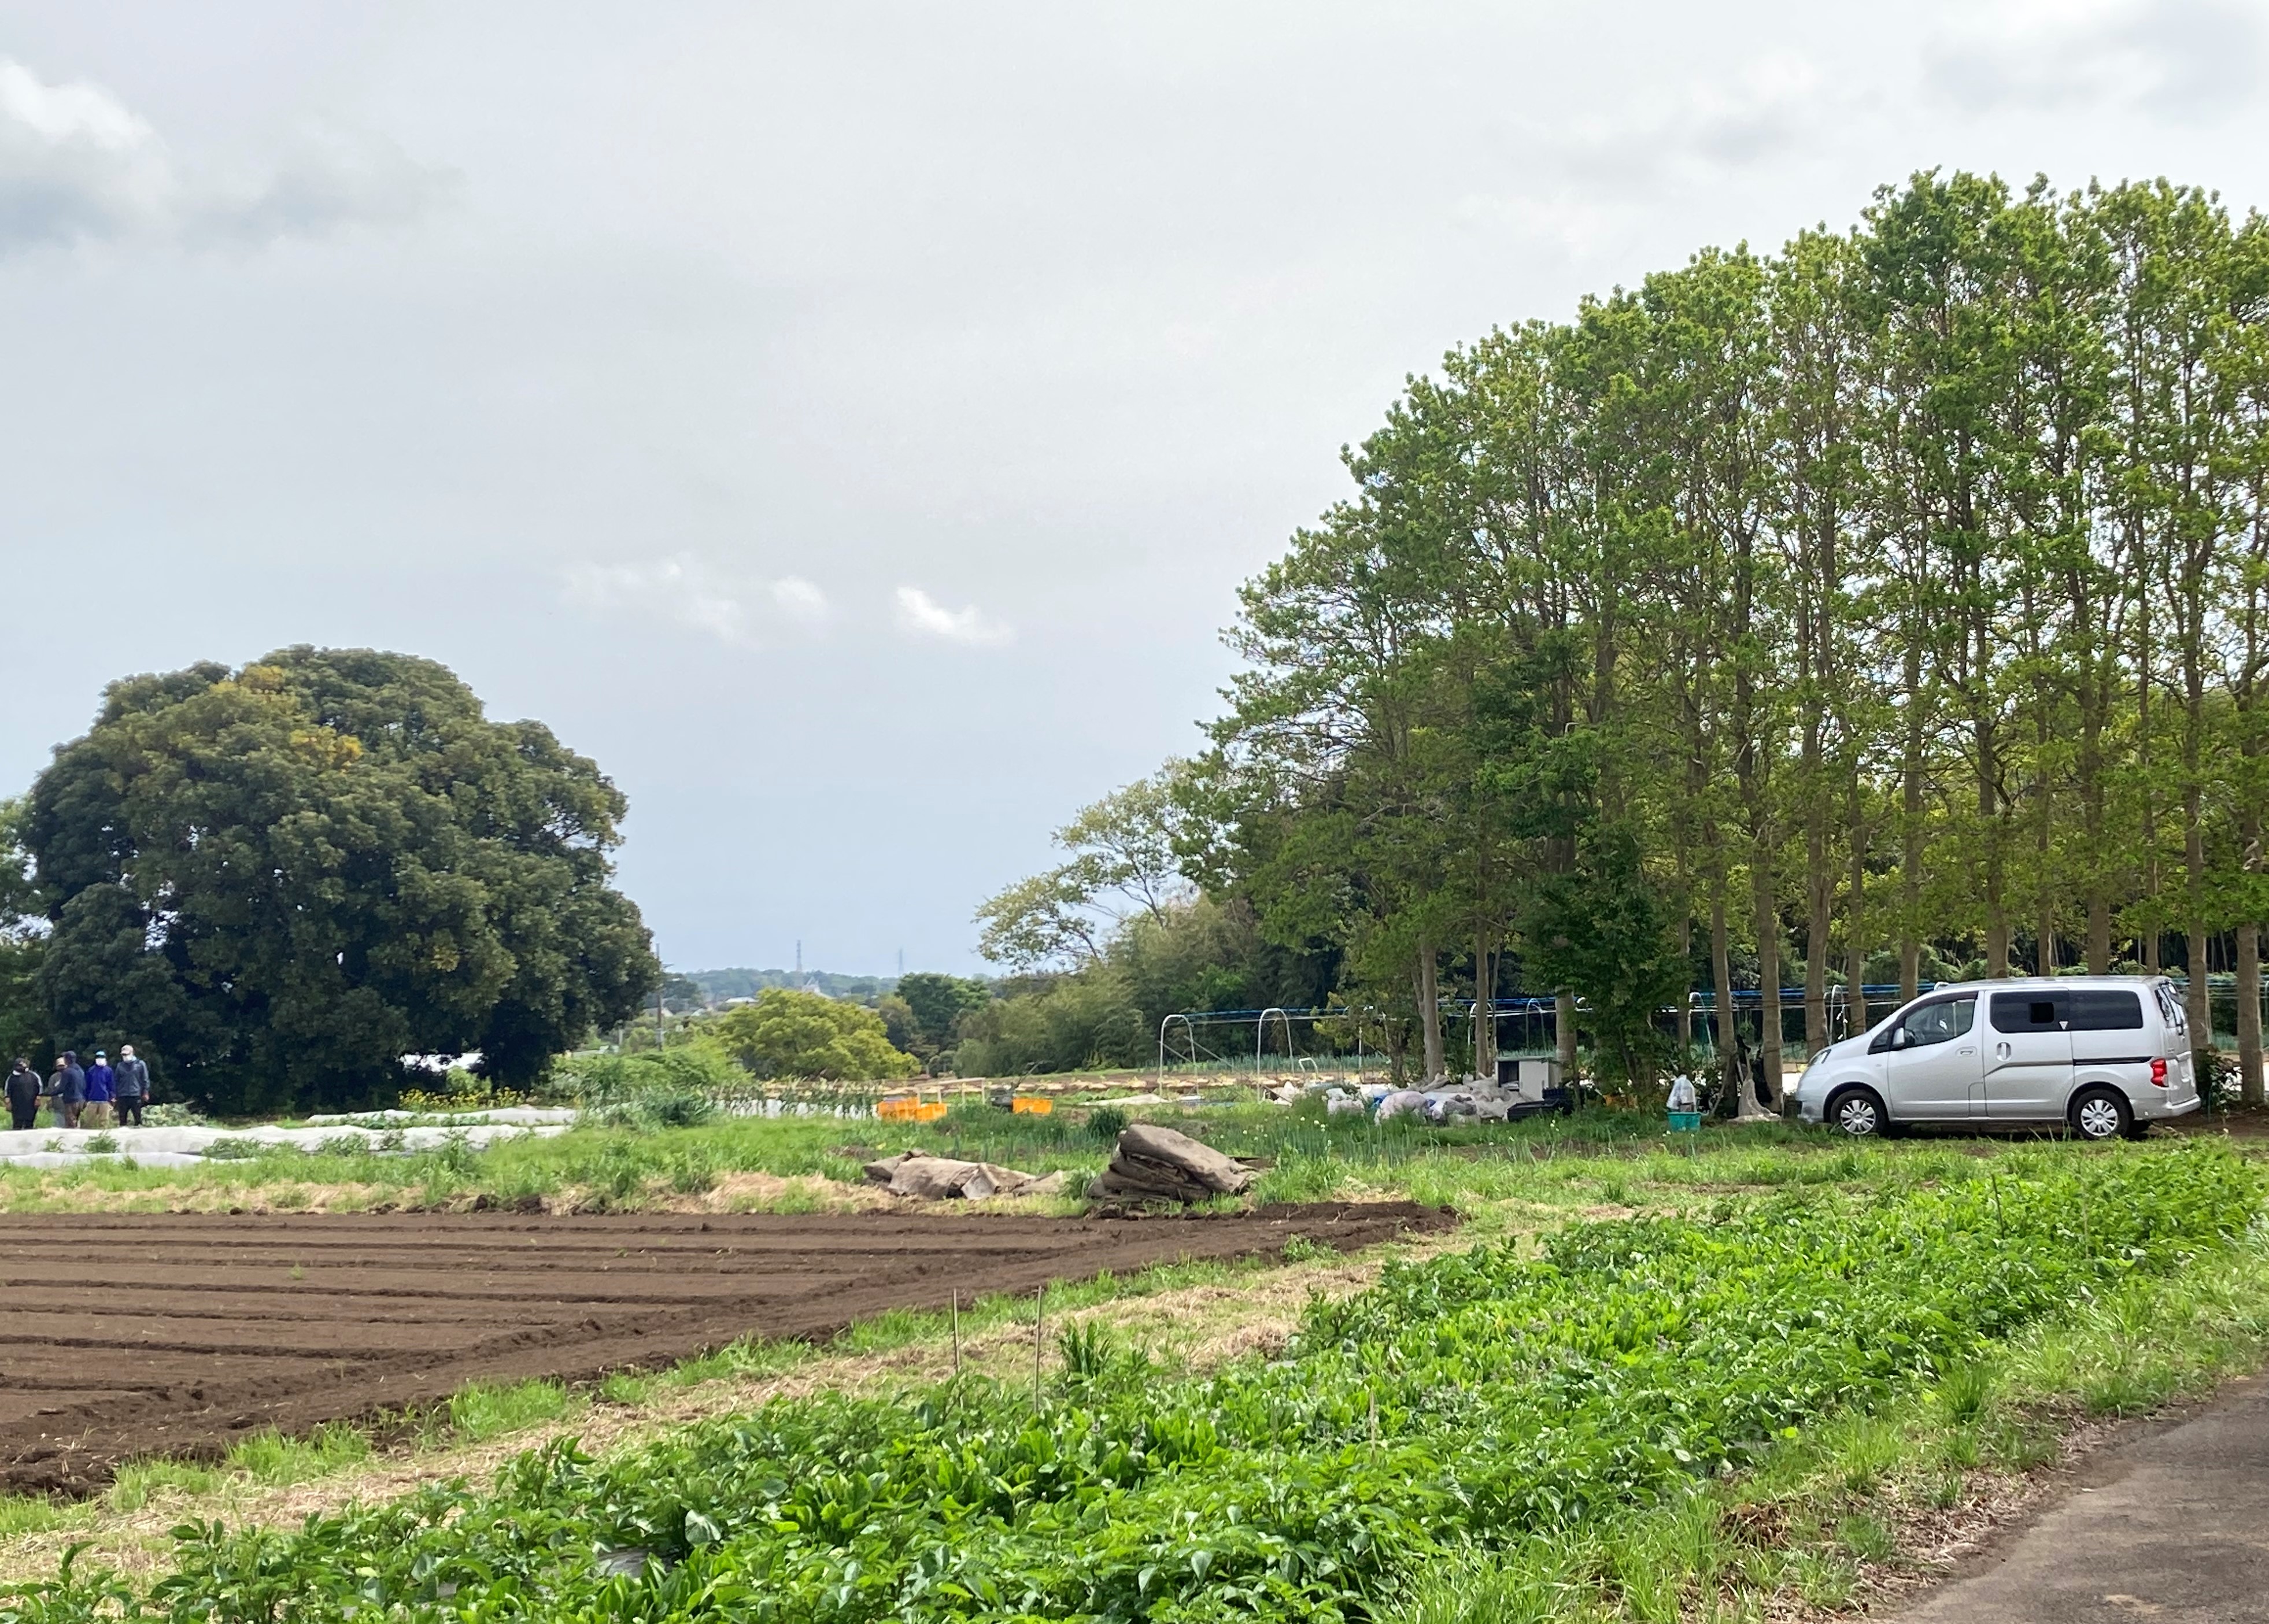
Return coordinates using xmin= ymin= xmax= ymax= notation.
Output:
xmin=1901 ymin=637 xmax=1925 ymax=1005
xmin=2239 ymin=924 xmax=2263 ymax=1109
xmin=1710 ymin=879 xmax=1736 ymax=1108
xmin=1742 ymin=857 xmax=1779 ymax=1111
xmin=1416 ymin=943 xmax=1445 ymax=1083
xmin=1676 ymin=912 xmax=1694 ymax=1055
xmin=1750 ymin=848 xmax=1784 ymax=1112
xmin=1851 ymin=802 xmax=1869 ymax=1034
xmin=1554 ymin=990 xmax=1577 ymax=1076
xmin=1846 ymin=783 xmax=1870 ymax=1037
xmin=2180 ymin=657 xmax=2208 ymax=1068
xmin=1805 ymin=799 xmax=1830 ymax=1059
xmin=2186 ymin=924 xmax=2211 ymax=1085
xmin=1473 ymin=929 xmax=1496 ymax=1085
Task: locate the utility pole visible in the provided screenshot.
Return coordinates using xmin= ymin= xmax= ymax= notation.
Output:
xmin=655 ymin=977 xmax=665 ymax=1048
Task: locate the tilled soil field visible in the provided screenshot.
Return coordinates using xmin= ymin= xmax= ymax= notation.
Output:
xmin=0 ymin=1201 xmax=1451 ymax=1496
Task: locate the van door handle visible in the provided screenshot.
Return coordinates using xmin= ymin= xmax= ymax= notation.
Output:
xmin=1995 ymin=1042 xmax=2011 ymax=1060
xmin=1958 ymin=1047 xmax=1974 ymax=1056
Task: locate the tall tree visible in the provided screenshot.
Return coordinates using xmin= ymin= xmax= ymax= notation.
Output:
xmin=24 ymin=649 xmax=657 ymax=1112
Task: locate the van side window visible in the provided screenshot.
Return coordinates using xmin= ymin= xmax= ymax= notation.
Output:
xmin=2067 ymin=990 xmax=2144 ymax=1031
xmin=1894 ymin=996 xmax=1976 ymax=1049
xmin=1990 ymin=993 xmax=2067 ymax=1033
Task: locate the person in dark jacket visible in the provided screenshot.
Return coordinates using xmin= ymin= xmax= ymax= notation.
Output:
xmin=83 ymin=1051 xmax=115 ymax=1129
xmin=113 ymin=1045 xmax=150 ymax=1126
xmin=52 ymin=1051 xmax=85 ymax=1130
xmin=5 ymin=1060 xmax=36 ymax=1132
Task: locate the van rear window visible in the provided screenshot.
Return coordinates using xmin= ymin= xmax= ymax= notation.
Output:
xmin=2066 ymin=990 xmax=2144 ymax=1031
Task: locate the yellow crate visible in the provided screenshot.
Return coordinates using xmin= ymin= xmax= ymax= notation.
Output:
xmin=878 ymin=1096 xmax=951 ymax=1123
xmin=1010 ymin=1094 xmax=1054 ymax=1115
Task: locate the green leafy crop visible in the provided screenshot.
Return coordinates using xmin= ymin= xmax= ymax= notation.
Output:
xmin=9 ymin=1145 xmax=2256 ymax=1624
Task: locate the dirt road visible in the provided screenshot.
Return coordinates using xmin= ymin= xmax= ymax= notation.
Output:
xmin=0 ymin=1201 xmax=1450 ymax=1495
xmin=1893 ymin=1373 xmax=2269 ymax=1622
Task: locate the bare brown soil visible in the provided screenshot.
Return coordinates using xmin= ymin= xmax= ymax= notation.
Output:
xmin=0 ymin=1201 xmax=1451 ymax=1496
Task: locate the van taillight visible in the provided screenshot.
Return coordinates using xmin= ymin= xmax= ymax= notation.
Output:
xmin=2150 ymin=1058 xmax=2169 ymax=1088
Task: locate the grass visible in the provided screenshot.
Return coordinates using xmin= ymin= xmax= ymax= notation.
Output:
xmin=1377 ymin=1209 xmax=2269 ymax=1623
xmin=441 ymin=1380 xmax=578 ymax=1444
xmin=0 ymin=1090 xmax=1830 ymax=1217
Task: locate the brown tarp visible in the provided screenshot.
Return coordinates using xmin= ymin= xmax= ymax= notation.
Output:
xmin=1087 ymin=1123 xmax=1255 ymax=1204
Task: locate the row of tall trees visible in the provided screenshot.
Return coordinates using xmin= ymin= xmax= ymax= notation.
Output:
xmin=1180 ymin=172 xmax=2269 ymax=1105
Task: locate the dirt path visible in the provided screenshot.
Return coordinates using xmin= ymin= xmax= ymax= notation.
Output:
xmin=0 ymin=1201 xmax=1451 ymax=1496
xmin=1889 ymin=1372 xmax=2269 ymax=1622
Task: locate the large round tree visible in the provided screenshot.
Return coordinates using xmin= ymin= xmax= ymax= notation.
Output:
xmin=25 ymin=648 xmax=659 ymax=1112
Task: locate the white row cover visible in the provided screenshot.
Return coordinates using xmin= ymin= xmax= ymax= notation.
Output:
xmin=0 ymin=1121 xmax=573 ymax=1164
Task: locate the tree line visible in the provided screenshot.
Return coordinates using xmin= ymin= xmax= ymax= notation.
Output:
xmin=985 ymin=171 xmax=2269 ymax=1105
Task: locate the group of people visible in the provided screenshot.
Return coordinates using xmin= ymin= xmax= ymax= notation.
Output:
xmin=5 ymin=1048 xmax=153 ymax=1132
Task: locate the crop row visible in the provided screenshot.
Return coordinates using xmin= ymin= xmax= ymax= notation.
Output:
xmin=6 ymin=1144 xmax=2258 ymax=1623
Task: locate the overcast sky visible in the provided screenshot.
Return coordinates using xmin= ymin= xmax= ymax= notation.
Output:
xmin=2 ymin=2 xmax=2265 ymax=975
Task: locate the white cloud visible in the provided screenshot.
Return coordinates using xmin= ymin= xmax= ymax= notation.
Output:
xmin=0 ymin=55 xmax=449 ymax=254
xmin=1454 ymin=55 xmax=1838 ymax=259
xmin=564 ymin=557 xmax=830 ymax=646
xmin=1923 ymin=0 xmax=2265 ymax=123
xmin=893 ymin=586 xmax=1012 ymax=647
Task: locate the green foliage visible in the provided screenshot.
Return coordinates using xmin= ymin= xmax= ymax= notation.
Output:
xmin=952 ymin=967 xmax=1147 ymax=1076
xmin=892 ymin=972 xmax=993 ymax=1053
xmin=711 ymin=988 xmax=919 ymax=1082
xmin=21 ymin=649 xmax=657 ymax=1114
xmin=0 ymin=799 xmax=46 ymax=1070
xmin=19 ymin=1145 xmax=2251 ymax=1624
xmin=559 ymin=1039 xmax=737 ymax=1126
xmin=975 ymin=768 xmax=1193 ymax=971
xmin=1520 ymin=821 xmax=1687 ymax=1089
xmin=958 ymin=896 xmax=1328 ymax=1076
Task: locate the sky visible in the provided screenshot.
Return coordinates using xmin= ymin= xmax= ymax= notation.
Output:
xmin=2 ymin=1 xmax=2266 ymax=975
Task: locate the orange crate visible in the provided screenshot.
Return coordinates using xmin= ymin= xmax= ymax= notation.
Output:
xmin=1010 ymin=1095 xmax=1054 ymax=1115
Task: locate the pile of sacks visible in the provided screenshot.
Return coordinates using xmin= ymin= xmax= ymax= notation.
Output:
xmin=1087 ymin=1123 xmax=1255 ymax=1204
xmin=1370 ymin=1082 xmax=1525 ymax=1123
xmin=860 ymin=1151 xmax=1066 ymax=1200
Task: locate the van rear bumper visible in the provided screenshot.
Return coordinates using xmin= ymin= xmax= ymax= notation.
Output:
xmin=2135 ymin=1089 xmax=2201 ymax=1122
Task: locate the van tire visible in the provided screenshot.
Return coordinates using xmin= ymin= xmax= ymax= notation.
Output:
xmin=1827 ymin=1086 xmax=1889 ymax=1138
xmin=2070 ymin=1086 xmax=2131 ymax=1143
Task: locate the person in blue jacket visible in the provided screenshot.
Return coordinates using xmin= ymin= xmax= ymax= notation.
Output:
xmin=83 ymin=1050 xmax=116 ymax=1129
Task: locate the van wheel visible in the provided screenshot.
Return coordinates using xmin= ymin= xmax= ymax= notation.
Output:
xmin=1827 ymin=1087 xmax=1888 ymax=1138
xmin=2070 ymin=1087 xmax=2131 ymax=1142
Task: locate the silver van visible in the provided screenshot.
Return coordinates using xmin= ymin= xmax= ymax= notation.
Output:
xmin=1792 ymin=976 xmax=2200 ymax=1140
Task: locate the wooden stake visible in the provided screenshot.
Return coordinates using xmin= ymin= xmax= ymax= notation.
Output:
xmin=1033 ymin=1284 xmax=1045 ymax=1413
xmin=952 ymin=1289 xmax=961 ymax=1377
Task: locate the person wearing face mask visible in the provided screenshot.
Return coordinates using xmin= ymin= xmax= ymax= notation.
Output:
xmin=82 ymin=1050 xmax=115 ymax=1129
xmin=113 ymin=1045 xmax=151 ymax=1127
